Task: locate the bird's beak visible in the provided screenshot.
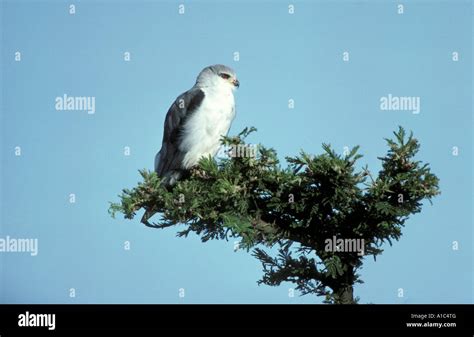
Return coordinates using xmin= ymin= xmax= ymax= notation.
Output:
xmin=233 ymin=79 xmax=240 ymax=88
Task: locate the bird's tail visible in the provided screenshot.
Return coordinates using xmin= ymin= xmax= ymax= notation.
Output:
xmin=154 ymin=150 xmax=189 ymax=187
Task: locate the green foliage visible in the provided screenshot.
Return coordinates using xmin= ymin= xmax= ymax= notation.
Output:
xmin=109 ymin=126 xmax=440 ymax=304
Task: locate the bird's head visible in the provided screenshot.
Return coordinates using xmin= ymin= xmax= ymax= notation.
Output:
xmin=196 ymin=64 xmax=240 ymax=91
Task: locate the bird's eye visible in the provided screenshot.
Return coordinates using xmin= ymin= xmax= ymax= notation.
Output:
xmin=219 ymin=73 xmax=231 ymax=80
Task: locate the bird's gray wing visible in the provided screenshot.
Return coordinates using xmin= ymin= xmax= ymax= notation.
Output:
xmin=155 ymin=87 xmax=205 ymax=179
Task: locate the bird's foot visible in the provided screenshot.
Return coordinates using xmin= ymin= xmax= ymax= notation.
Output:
xmin=191 ymin=167 xmax=208 ymax=179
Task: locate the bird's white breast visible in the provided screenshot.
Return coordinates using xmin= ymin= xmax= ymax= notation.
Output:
xmin=180 ymin=85 xmax=236 ymax=169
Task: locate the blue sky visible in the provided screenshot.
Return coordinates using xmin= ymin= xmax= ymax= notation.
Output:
xmin=0 ymin=0 xmax=472 ymax=303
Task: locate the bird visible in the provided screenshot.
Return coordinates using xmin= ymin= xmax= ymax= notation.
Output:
xmin=154 ymin=64 xmax=239 ymax=186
